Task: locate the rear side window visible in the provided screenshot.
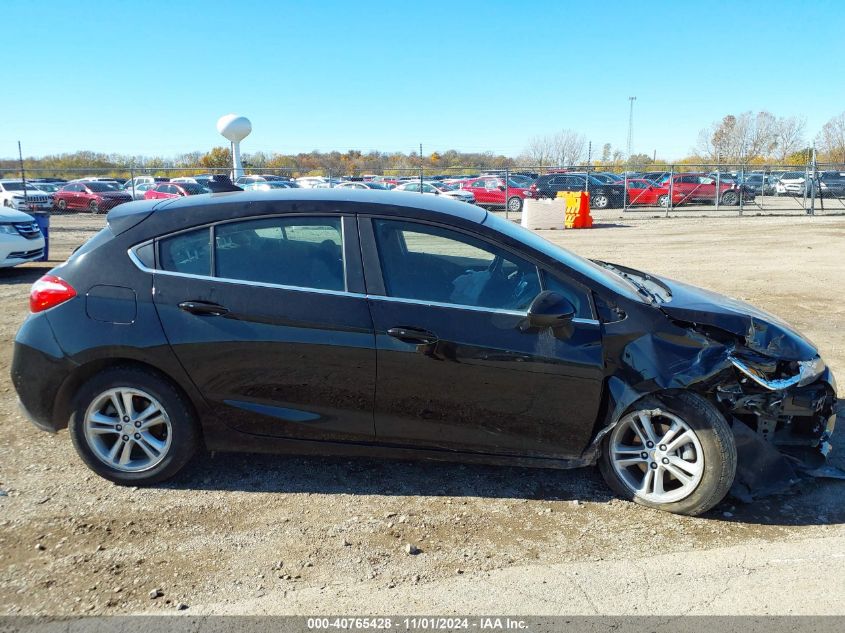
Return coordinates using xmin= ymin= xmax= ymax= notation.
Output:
xmin=158 ymin=228 xmax=211 ymax=276
xmin=214 ymin=216 xmax=344 ymax=291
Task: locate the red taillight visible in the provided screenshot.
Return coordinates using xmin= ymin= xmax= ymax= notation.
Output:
xmin=30 ymin=275 xmax=76 ymax=313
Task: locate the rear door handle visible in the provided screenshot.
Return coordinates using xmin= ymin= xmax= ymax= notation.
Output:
xmin=387 ymin=327 xmax=438 ymax=345
xmin=178 ymin=301 xmax=229 ymax=316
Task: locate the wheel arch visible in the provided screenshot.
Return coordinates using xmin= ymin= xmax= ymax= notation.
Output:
xmin=53 ymin=357 xmax=204 ymax=442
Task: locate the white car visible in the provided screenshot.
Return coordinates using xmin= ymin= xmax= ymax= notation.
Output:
xmin=0 ymin=180 xmax=53 ymax=213
xmin=775 ymin=172 xmax=807 ymax=195
xmin=393 ymin=180 xmax=476 ymax=204
xmin=295 ymin=177 xmax=328 ymax=188
xmin=127 ymin=182 xmax=157 ymax=200
xmin=0 ymin=208 xmax=45 ymax=268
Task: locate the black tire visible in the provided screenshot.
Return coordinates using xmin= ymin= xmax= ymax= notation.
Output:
xmin=598 ymin=391 xmax=736 ymax=516
xmin=592 ymin=193 xmax=610 ymax=209
xmin=657 ymin=194 xmax=670 ymax=208
xmin=56 ymin=199 xmax=67 ymax=211
xmin=69 ymin=366 xmax=200 ymax=485
xmin=88 ymin=200 xmax=99 ymax=213
xmin=720 ymin=191 xmax=739 ymax=206
xmin=507 ymin=196 xmax=523 ymax=213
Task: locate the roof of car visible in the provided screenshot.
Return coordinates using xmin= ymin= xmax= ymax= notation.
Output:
xmin=108 ymin=187 xmax=488 ymax=237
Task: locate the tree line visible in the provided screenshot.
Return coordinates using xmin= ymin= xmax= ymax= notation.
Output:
xmin=3 ymin=111 xmax=844 ymax=179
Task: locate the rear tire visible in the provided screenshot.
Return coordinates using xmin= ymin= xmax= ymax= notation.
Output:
xmin=69 ymin=366 xmax=200 ymax=485
xmin=657 ymin=194 xmax=670 ymax=208
xmin=720 ymin=190 xmax=739 ymax=206
xmin=598 ymin=391 xmax=736 ymax=516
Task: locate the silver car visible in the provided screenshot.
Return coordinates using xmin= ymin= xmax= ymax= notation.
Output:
xmin=393 ymin=181 xmax=476 ymax=204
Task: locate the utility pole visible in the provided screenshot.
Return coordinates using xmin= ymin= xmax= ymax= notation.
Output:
xmin=419 ymin=143 xmax=423 ymax=191
xmin=627 ymin=96 xmax=637 ymax=159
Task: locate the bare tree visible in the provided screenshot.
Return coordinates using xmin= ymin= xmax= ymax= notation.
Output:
xmin=550 ymin=129 xmax=586 ymax=166
xmin=520 ymin=135 xmax=556 ymax=167
xmin=816 ymin=112 xmax=845 ymax=163
xmin=697 ymin=111 xmax=779 ymax=164
xmin=772 ymin=116 xmax=806 ymax=162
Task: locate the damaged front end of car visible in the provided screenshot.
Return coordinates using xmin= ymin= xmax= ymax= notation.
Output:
xmin=587 ymin=267 xmax=842 ymax=501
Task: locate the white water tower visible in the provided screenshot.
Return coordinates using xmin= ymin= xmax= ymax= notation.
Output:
xmin=216 ymin=114 xmax=252 ymax=179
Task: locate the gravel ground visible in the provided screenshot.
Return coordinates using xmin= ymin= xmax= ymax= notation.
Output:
xmin=0 ymin=212 xmax=843 ymax=616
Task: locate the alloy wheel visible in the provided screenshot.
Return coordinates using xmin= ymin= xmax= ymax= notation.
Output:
xmin=83 ymin=387 xmax=173 ymax=472
xmin=608 ymin=408 xmax=704 ymax=504
xmin=593 ymin=194 xmax=609 ymax=208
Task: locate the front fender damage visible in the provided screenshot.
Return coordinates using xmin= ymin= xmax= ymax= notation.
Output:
xmin=586 ymin=311 xmax=843 ymax=501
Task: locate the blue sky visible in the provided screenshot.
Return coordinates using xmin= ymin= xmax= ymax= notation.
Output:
xmin=3 ymin=0 xmax=844 ymax=160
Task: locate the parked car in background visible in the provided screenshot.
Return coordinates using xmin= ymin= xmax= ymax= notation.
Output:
xmin=393 ymin=181 xmax=475 ymax=204
xmin=0 ymin=180 xmax=54 ymax=213
xmin=127 ymin=183 xmax=157 ymax=200
xmin=242 ymin=181 xmax=301 ymax=191
xmin=30 ymin=182 xmax=62 ymax=194
xmin=460 ymin=176 xmax=533 ymax=212
xmin=530 ymin=174 xmax=625 ymax=208
xmin=664 ymin=173 xmax=754 ymax=205
xmin=774 ymin=172 xmax=806 ymax=195
xmin=740 ymin=173 xmax=777 ymax=196
xmin=622 ymin=179 xmax=674 ymax=207
xmin=639 ymin=171 xmax=671 ymax=184
xmin=295 ymin=177 xmax=329 ymax=188
xmin=53 ymin=181 xmax=132 ymax=213
xmin=0 ymin=207 xmax=45 ymax=267
xmin=335 ymin=181 xmax=392 ymax=190
xmin=818 ymin=171 xmax=845 ymax=198
xmin=144 ymin=182 xmax=210 ymax=200
xmin=125 ymin=176 xmax=170 ymax=192
xmin=235 ymin=174 xmax=292 ymax=186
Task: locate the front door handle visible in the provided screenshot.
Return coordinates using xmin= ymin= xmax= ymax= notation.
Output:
xmin=387 ymin=327 xmax=439 ymax=345
xmin=178 ymin=301 xmax=229 ymax=317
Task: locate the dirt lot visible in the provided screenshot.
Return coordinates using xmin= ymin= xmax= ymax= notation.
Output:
xmin=1 ymin=213 xmax=844 ymax=616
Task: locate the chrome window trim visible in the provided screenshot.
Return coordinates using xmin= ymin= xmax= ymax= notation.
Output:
xmin=126 ymin=245 xmax=599 ymax=324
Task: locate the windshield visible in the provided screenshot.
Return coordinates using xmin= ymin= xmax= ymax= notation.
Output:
xmin=482 ymin=213 xmax=645 ymax=302
xmin=86 ymin=182 xmax=120 ymax=192
xmin=2 ymin=182 xmax=30 ymax=191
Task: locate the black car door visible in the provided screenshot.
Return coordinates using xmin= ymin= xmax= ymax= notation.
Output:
xmin=151 ymin=212 xmax=377 ymax=441
xmin=360 ymin=216 xmax=604 ymax=458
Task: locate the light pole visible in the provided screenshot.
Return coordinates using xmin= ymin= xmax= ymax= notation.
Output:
xmin=626 ymin=96 xmax=637 ymax=160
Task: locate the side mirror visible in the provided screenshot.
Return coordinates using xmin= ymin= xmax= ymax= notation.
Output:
xmin=498 ymin=185 xmax=506 ymax=191
xmin=522 ymin=291 xmax=576 ymax=335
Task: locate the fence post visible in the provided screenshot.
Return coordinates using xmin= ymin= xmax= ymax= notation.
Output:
xmin=665 ymin=165 xmax=674 ymax=217
xmin=504 ymin=166 xmax=510 ymax=221
xmin=738 ymin=166 xmax=744 ymax=216
xmin=809 ymin=147 xmax=817 ymax=216
xmin=130 ymin=166 xmax=136 ymax=200
xmin=622 ymin=169 xmax=628 ymax=212
xmin=714 ymin=162 xmax=720 ymax=211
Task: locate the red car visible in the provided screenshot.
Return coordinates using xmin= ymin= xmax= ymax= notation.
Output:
xmin=661 ymin=173 xmax=754 ymax=206
xmin=53 ymin=181 xmax=132 ymax=213
xmin=460 ymin=176 xmax=534 ymax=212
xmin=144 ymin=182 xmax=210 ymax=200
xmin=624 ymin=178 xmax=675 ymax=207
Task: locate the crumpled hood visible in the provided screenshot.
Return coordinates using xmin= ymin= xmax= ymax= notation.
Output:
xmin=652 ymin=274 xmax=818 ymax=361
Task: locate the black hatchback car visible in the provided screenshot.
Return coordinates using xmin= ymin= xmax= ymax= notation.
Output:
xmin=12 ymin=190 xmax=839 ymax=515
xmin=529 ymin=173 xmax=626 ymax=208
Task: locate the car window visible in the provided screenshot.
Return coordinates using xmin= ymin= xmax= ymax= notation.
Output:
xmin=214 ymin=216 xmax=344 ymax=291
xmin=373 ymin=219 xmax=541 ymax=312
xmin=542 ymin=272 xmax=591 ymax=319
xmin=404 ymin=183 xmax=419 ymax=192
xmin=159 ymin=228 xmax=212 ymax=276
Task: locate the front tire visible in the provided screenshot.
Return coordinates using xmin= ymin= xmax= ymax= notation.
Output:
xmin=657 ymin=194 xmax=670 ymax=208
xmin=592 ymin=193 xmax=610 ymax=209
xmin=88 ymin=200 xmax=99 ymax=213
xmin=69 ymin=366 xmax=200 ymax=485
xmin=56 ymin=199 xmax=67 ymax=211
xmin=720 ymin=191 xmax=739 ymax=205
xmin=598 ymin=391 xmax=736 ymax=516
xmin=507 ymin=196 xmax=523 ymax=213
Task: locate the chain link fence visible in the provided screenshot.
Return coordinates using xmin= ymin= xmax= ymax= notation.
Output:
xmin=2 ymin=160 xmax=844 ymax=219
